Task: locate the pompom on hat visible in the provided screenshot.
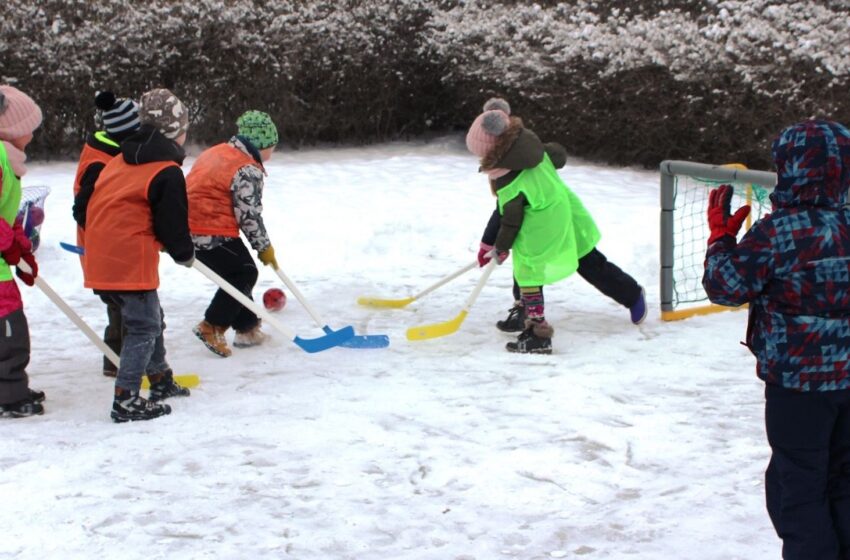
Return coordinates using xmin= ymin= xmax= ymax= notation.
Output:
xmin=0 ymin=85 xmax=43 ymax=141
xmin=95 ymin=91 xmax=140 ymax=140
xmin=236 ymin=110 xmax=279 ymax=150
xmin=139 ymin=88 xmax=189 ymax=140
xmin=465 ymin=97 xmax=511 ymax=158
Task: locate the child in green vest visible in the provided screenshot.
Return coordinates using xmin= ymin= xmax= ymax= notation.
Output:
xmin=467 ymin=98 xmax=646 ymax=354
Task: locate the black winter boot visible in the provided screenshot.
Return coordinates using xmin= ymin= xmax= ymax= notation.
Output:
xmin=111 ymin=391 xmax=171 ymax=423
xmin=506 ymin=320 xmax=553 ymax=354
xmin=1 ymin=391 xmax=45 ymax=418
xmin=496 ymin=303 xmax=526 ymax=332
xmin=148 ymin=370 xmax=191 ymax=402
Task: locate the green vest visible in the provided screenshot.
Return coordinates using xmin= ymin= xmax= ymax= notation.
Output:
xmin=0 ymin=142 xmax=21 ymax=281
xmin=496 ymin=153 xmax=600 ymax=287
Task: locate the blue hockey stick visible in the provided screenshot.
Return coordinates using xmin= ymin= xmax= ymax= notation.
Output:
xmin=60 ymin=241 xmax=85 ymax=255
xmin=193 ymin=260 xmax=354 ymax=353
xmin=273 ymin=267 xmax=388 ymax=349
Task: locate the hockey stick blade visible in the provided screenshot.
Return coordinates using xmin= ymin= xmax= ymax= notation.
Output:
xmin=60 ymin=241 xmax=85 ymax=255
xmin=294 ymin=325 xmax=356 ymax=353
xmin=356 ymin=295 xmax=415 ymax=308
xmin=141 ymin=374 xmax=201 ymax=389
xmin=322 ymin=325 xmax=390 ymax=348
xmin=406 ymin=310 xmax=469 ymax=341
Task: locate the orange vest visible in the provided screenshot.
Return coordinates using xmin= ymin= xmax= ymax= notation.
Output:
xmin=83 ymin=158 xmax=178 ymax=291
xmin=73 ymin=142 xmax=116 ymax=249
xmin=186 ymin=144 xmax=260 ymax=237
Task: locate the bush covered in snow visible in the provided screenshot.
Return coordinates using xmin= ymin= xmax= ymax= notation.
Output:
xmin=2 ymin=0 xmax=848 ymax=168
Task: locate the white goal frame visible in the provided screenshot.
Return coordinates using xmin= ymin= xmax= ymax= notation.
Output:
xmin=659 ymin=160 xmax=776 ymax=321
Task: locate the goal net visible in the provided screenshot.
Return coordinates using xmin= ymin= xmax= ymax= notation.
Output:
xmin=659 ymin=160 xmax=775 ymax=321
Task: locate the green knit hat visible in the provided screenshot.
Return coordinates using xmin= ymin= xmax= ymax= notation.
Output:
xmin=236 ymin=110 xmax=278 ymax=149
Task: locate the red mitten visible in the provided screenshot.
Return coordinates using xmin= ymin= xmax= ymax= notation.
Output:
xmin=707 ymin=184 xmax=751 ymax=245
xmin=477 ymin=242 xmax=494 ymax=267
xmin=15 ymin=252 xmax=37 ymax=286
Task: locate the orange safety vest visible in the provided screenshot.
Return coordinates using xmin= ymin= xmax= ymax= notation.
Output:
xmin=186 ymin=144 xmax=261 ymax=237
xmin=83 ymin=158 xmax=178 ymax=291
xmin=73 ymin=141 xmax=116 ymax=250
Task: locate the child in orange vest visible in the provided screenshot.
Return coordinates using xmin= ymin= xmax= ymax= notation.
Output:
xmin=186 ymin=110 xmax=278 ymax=357
xmin=0 ymin=85 xmax=44 ymax=417
xmin=84 ymin=88 xmax=195 ymax=423
xmin=72 ymin=90 xmax=140 ymax=377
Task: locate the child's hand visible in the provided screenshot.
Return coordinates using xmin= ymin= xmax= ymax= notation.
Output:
xmin=707 ymin=184 xmax=751 ymax=245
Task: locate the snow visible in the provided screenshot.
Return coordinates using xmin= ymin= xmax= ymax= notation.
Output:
xmin=0 ymin=138 xmax=778 ymax=559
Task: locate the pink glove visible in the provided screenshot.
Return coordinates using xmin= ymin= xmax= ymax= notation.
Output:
xmin=478 ymin=242 xmax=494 ymax=267
xmin=478 ymin=242 xmax=508 ymax=266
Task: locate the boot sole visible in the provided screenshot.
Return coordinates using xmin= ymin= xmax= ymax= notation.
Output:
xmin=506 ymin=345 xmax=553 ymax=354
xmin=192 ymin=327 xmax=232 ymax=357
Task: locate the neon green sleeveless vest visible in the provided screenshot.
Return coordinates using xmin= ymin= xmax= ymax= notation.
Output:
xmin=496 ymin=153 xmax=600 ymax=287
xmin=0 ymin=142 xmax=22 ymax=282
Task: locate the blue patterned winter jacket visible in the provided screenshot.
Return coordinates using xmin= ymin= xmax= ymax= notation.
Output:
xmin=703 ymin=120 xmax=850 ymax=392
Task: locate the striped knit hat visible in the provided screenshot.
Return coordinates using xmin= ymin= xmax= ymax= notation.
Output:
xmin=0 ymin=85 xmax=43 ymax=141
xmin=95 ymin=91 xmax=140 ymax=140
xmin=236 ymin=110 xmax=278 ymax=150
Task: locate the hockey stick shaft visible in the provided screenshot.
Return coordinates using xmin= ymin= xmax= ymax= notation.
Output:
xmin=406 ymin=259 xmax=496 ymax=340
xmin=193 ymin=260 xmax=353 ymax=352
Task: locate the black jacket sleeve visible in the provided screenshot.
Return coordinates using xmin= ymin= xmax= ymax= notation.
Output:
xmin=481 ymin=206 xmax=501 ymax=246
xmin=147 ymin=166 xmax=195 ymax=264
xmin=72 ymin=162 xmax=106 ymax=228
xmin=494 ymin=193 xmax=527 ymax=251
xmin=544 ymin=142 xmax=567 ymax=169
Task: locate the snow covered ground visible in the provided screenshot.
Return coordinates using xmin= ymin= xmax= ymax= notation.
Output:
xmin=0 ymin=138 xmax=778 ymax=559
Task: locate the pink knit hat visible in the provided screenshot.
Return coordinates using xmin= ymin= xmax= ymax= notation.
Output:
xmin=465 ymin=97 xmax=512 ymax=158
xmin=0 ymin=86 xmax=43 ymax=141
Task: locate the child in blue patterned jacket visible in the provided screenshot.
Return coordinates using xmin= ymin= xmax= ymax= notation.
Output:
xmin=703 ymin=120 xmax=850 ymax=560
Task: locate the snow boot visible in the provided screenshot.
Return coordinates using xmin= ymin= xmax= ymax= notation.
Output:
xmin=233 ymin=323 xmax=270 ymax=348
xmin=630 ymin=288 xmax=647 ymax=325
xmin=111 ymin=390 xmax=171 ymax=423
xmin=496 ymin=302 xmax=526 ymax=333
xmin=1 ymin=390 xmax=45 ymax=418
xmin=506 ymin=320 xmax=553 ymax=354
xmin=192 ymin=320 xmax=231 ymax=357
xmin=148 ymin=370 xmax=191 ymax=402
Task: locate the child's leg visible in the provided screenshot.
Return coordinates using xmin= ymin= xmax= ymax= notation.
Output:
xmin=113 ymin=291 xmax=163 ymax=394
xmin=0 ymin=308 xmax=32 ymax=405
xmin=765 ymin=384 xmax=840 ymax=560
xmin=100 ymin=294 xmax=122 ymax=376
xmin=828 ymin=391 xmax=850 ymax=556
xmin=197 ymin=239 xmax=259 ymax=330
xmin=520 ymin=286 xmax=545 ymax=321
xmin=577 ymin=248 xmax=642 ymax=307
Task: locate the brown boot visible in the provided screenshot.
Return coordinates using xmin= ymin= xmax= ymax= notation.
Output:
xmin=233 ymin=323 xmax=270 ymax=348
xmin=192 ymin=320 xmax=231 ymax=357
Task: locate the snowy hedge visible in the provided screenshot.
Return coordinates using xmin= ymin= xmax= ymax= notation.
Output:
xmin=2 ymin=0 xmax=848 ymax=168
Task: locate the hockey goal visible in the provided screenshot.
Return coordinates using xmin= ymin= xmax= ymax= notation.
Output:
xmin=659 ymin=160 xmax=776 ymax=321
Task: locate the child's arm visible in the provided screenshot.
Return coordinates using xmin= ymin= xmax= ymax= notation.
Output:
xmin=493 ymin=194 xmax=527 ymax=251
xmin=543 ymin=142 xmax=567 ymax=169
xmin=702 ymin=221 xmax=774 ymax=306
xmin=72 ymin=162 xmax=106 ymax=228
xmin=231 ymin=165 xmax=271 ymax=253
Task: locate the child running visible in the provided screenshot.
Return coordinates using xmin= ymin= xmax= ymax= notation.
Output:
xmin=187 ymin=110 xmax=279 ymax=358
xmin=466 ymin=98 xmax=646 ymax=354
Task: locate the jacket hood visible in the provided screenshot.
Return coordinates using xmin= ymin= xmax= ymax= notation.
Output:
xmin=120 ymin=124 xmax=186 ymax=166
xmin=770 ymin=120 xmax=850 ymax=210
xmin=481 ymin=120 xmax=544 ymax=172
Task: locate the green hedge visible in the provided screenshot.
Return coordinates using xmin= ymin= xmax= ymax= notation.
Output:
xmin=2 ymin=0 xmax=848 ymax=169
